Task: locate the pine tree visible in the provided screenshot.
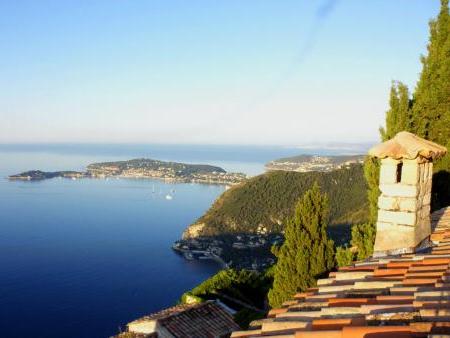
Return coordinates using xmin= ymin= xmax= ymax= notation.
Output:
xmin=268 ymin=183 xmax=334 ymax=308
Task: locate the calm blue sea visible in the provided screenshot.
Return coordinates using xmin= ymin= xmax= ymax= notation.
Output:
xmin=0 ymin=144 xmax=366 ymax=338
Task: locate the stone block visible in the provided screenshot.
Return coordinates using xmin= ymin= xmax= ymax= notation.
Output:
xmin=398 ymin=198 xmax=419 ymax=212
xmin=378 ymin=210 xmax=416 ymax=226
xmin=428 ymin=162 xmax=434 ymax=179
xmin=401 ymin=161 xmax=419 ymax=184
xmin=374 ymin=222 xmax=417 ymax=252
xmin=379 ymin=184 xmax=418 ymax=198
xmin=378 ymin=196 xmax=399 ymax=210
xmin=415 ymin=219 xmax=431 ymax=244
xmin=378 ymin=196 xmax=418 ymax=212
xmin=379 ymin=163 xmax=398 ymax=184
xmin=381 ymin=158 xmax=401 ymax=165
xmin=423 ymin=193 xmax=431 ymax=206
xmin=419 ymin=181 xmax=432 ymax=195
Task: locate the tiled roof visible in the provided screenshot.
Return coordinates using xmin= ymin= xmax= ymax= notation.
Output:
xmin=134 ymin=303 xmax=195 ymax=321
xmin=128 ymin=300 xmax=240 ymax=338
xmin=158 ymin=301 xmax=240 ymax=338
xmin=368 ymin=131 xmax=447 ymax=160
xmin=115 ymin=332 xmax=157 ymax=338
xmin=231 ymin=206 xmax=450 ymax=338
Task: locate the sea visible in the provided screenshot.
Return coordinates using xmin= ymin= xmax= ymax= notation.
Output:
xmin=0 ymin=143 xmax=368 ymax=338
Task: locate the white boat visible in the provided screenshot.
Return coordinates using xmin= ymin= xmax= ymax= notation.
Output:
xmin=184 ymin=252 xmax=194 ymax=260
xmin=165 ymin=194 xmax=173 ymax=200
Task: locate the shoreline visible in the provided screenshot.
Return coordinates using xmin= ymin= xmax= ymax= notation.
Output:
xmin=172 ymin=246 xmax=229 ymax=269
xmin=8 ymin=173 xmax=244 ymax=186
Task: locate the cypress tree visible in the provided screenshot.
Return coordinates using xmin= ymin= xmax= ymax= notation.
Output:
xmin=412 ymin=0 xmax=450 ymax=146
xmin=356 ymin=82 xmax=412 ymax=260
xmin=380 ymin=81 xmax=412 ymax=141
xmin=349 ymin=0 xmax=450 ymax=260
xmin=412 ymin=0 xmax=450 ymax=209
xmin=268 ymin=183 xmax=334 ymax=308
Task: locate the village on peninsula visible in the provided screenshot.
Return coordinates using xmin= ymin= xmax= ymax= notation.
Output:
xmin=8 ymin=158 xmax=247 ymax=185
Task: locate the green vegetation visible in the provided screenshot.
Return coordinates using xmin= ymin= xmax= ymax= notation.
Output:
xmin=181 ymin=269 xmax=271 ymax=309
xmin=336 ymin=246 xmax=354 ymax=267
xmin=8 ymin=170 xmax=86 ymax=181
xmin=180 ymin=269 xmax=272 ymax=328
xmin=380 ymin=82 xmax=412 ymax=142
xmin=354 ymin=0 xmax=450 ymax=260
xmin=412 ymin=0 xmax=450 ymax=210
xmin=87 ymin=158 xmax=226 ymax=175
xmin=350 ymin=223 xmax=376 ymax=261
xmin=191 ymin=164 xmax=368 ymax=237
xmin=412 ymin=0 xmax=450 ymax=149
xmin=268 ymin=184 xmax=335 ymax=308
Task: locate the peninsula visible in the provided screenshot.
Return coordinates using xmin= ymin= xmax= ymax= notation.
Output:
xmin=8 ymin=158 xmax=247 ymax=185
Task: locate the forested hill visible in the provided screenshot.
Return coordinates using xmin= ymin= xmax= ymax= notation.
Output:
xmin=183 ymin=164 xmax=368 ymax=238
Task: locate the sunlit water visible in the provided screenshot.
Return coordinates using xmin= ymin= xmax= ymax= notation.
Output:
xmin=0 ymin=144 xmax=358 ymax=338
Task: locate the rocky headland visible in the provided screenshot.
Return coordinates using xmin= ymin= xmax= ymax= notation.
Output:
xmin=8 ymin=158 xmax=247 ymax=185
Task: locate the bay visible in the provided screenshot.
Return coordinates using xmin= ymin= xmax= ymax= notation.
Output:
xmin=0 ymin=144 xmax=358 ymax=338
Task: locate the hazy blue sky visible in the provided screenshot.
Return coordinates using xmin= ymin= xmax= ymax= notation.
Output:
xmin=0 ymin=0 xmax=441 ymax=145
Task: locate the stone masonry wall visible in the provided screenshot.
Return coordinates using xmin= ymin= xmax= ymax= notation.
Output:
xmin=374 ymin=158 xmax=433 ymax=253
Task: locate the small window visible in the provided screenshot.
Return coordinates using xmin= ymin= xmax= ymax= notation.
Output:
xmin=396 ymin=162 xmax=403 ymax=183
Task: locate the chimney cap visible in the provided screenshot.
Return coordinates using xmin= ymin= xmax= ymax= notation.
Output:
xmin=368 ymin=131 xmax=447 ymax=161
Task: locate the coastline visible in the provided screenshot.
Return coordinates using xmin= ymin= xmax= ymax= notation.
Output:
xmin=8 ymin=174 xmax=243 ymax=186
xmin=172 ymin=245 xmax=229 ymax=269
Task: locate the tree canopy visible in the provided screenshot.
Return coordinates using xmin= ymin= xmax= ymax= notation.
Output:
xmin=268 ymin=183 xmax=334 ymax=308
xmin=357 ymin=0 xmax=450 ymax=260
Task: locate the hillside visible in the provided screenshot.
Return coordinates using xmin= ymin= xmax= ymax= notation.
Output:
xmin=87 ymin=158 xmax=226 ymax=176
xmin=183 ymin=163 xmax=368 ymax=239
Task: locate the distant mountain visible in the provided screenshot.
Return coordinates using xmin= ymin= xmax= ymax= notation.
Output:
xmin=265 ymin=154 xmax=365 ymax=172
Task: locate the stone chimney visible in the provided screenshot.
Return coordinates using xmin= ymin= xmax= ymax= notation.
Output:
xmin=368 ymin=131 xmax=447 ymax=255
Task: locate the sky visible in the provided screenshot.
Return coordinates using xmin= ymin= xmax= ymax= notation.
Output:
xmin=0 ymin=0 xmax=442 ymax=146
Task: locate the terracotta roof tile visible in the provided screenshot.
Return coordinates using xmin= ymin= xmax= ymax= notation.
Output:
xmin=232 ymin=206 xmax=450 ymax=338
xmin=127 ymin=301 xmax=239 ymax=338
